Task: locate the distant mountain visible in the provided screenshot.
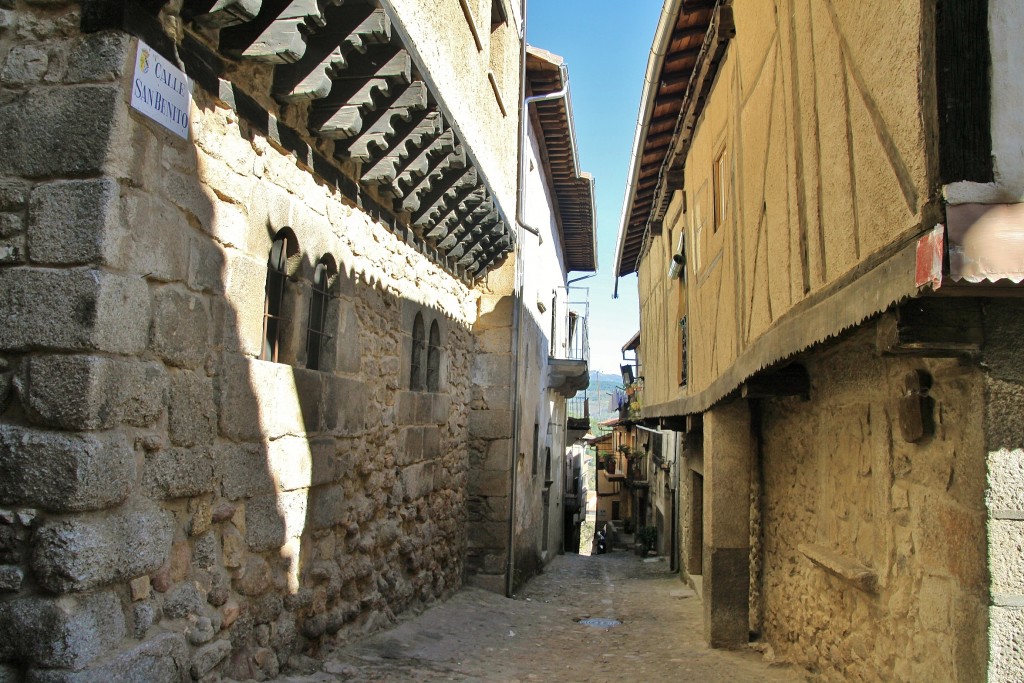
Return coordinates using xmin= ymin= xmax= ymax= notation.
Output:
xmin=589 ymin=371 xmax=623 ymax=387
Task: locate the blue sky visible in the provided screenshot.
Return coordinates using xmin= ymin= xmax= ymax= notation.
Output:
xmin=526 ymin=0 xmax=663 ymax=376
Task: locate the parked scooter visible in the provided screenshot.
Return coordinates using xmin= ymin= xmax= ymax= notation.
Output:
xmin=595 ymin=526 xmax=607 ymax=554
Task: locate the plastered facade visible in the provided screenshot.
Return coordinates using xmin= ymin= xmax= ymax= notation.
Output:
xmin=466 ymin=114 xmax=580 ymax=593
xmin=639 ymin=0 xmax=939 ymax=410
xmin=623 ymin=1 xmax=1024 ymax=679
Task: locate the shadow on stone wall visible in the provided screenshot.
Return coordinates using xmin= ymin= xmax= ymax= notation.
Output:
xmin=0 ymin=25 xmax=475 ymax=679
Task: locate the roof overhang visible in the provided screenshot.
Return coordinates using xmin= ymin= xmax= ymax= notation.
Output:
xmin=621 ymin=330 xmax=641 ymax=353
xmin=97 ymin=0 xmax=518 ymax=282
xmin=526 ymin=46 xmax=598 ymax=273
xmin=613 ymin=0 xmax=734 ymax=291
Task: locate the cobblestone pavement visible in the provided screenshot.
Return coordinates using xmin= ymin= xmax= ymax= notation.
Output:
xmin=275 ymin=552 xmax=808 ymax=682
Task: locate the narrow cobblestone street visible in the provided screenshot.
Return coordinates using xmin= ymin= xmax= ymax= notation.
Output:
xmin=277 ymin=552 xmax=806 ymax=682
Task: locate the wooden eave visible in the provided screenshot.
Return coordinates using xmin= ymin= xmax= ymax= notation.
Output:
xmin=526 ymin=47 xmax=597 ymax=273
xmin=616 ymin=0 xmax=733 ymax=278
xmin=621 ymin=330 xmax=640 ymax=353
xmin=90 ymin=0 xmax=516 ymax=282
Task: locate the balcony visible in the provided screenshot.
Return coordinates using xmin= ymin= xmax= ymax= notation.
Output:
xmin=626 ymin=454 xmax=649 ymax=489
xmin=548 ymin=287 xmax=590 ymax=398
xmin=566 ymin=395 xmax=591 ymax=441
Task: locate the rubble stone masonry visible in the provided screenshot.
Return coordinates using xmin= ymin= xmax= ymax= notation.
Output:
xmin=758 ymin=323 xmax=993 ymax=681
xmin=0 ymin=2 xmax=481 ymax=680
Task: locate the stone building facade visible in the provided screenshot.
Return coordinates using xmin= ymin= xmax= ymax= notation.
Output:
xmin=0 ymin=0 xmax=593 ymax=680
xmin=466 ymin=46 xmax=595 ymax=594
xmin=614 ymin=0 xmax=1024 ymax=680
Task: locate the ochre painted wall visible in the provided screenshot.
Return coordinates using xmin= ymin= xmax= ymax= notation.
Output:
xmin=638 ymin=0 xmax=938 ymax=409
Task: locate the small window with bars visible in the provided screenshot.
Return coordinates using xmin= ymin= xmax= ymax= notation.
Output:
xmin=306 ymin=255 xmax=336 ymax=371
xmin=410 ymin=312 xmax=426 ymax=391
xmin=427 ymin=319 xmax=441 ymax=392
xmin=262 ymin=230 xmax=299 ymax=363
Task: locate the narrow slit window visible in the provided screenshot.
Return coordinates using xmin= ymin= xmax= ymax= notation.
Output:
xmin=427 ymin=320 xmax=441 ymax=392
xmin=679 ymin=315 xmax=688 ymax=386
xmin=262 ymin=231 xmax=297 ymax=363
xmin=532 ymin=422 xmax=540 ymax=477
xmin=410 ymin=313 xmax=425 ymax=391
xmin=306 ymin=256 xmax=335 ymax=371
xmin=713 ymin=146 xmax=728 ymax=233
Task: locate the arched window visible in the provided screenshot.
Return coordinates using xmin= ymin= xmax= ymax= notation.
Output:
xmin=410 ymin=312 xmax=425 ymax=391
xmin=306 ymin=255 xmax=336 ymax=371
xmin=426 ymin=320 xmax=441 ymax=392
xmin=262 ymin=229 xmax=298 ymax=362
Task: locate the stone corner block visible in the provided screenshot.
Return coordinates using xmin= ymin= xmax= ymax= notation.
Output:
xmin=244 ymin=494 xmax=287 ymax=553
xmin=191 ymin=639 xmax=232 ymax=679
xmin=0 ymin=425 xmax=134 ymax=513
xmin=28 ymin=178 xmax=120 ymax=266
xmin=472 ymin=354 xmax=512 ymax=388
xmin=32 ymin=501 xmax=173 ymax=593
xmin=65 ymin=32 xmax=131 ymax=85
xmin=25 ymin=632 xmax=189 ymax=683
xmin=25 ymin=355 xmax=167 ymax=431
xmin=306 ymin=483 xmax=346 ymax=531
xmin=0 ymin=590 xmax=126 ymax=670
xmin=0 ymin=86 xmax=119 ymax=179
xmin=150 ymin=287 xmax=210 ymax=370
xmin=220 ymin=442 xmax=275 ymax=501
xmin=0 ymin=268 xmax=149 ymax=353
xmin=468 ymin=409 xmax=513 ymax=440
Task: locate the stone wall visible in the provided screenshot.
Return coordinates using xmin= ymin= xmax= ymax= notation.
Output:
xmin=465 ymin=264 xmax=516 ymax=594
xmin=758 ymin=324 xmax=988 ymax=681
xmin=0 ymin=4 xmax=482 ymax=679
xmin=982 ymin=299 xmax=1024 ymax=680
xmin=465 ymin=261 xmax=566 ymax=594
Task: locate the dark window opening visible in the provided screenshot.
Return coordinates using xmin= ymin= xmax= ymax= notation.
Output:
xmin=532 ymin=422 xmax=540 ymax=477
xmin=427 ymin=320 xmax=441 ymax=392
xmin=490 ymin=0 xmax=507 ymax=29
xmin=262 ymin=230 xmax=298 ymax=363
xmin=306 ymin=256 xmax=336 ymax=371
xmin=687 ymin=471 xmax=704 ymax=576
xmin=679 ymin=316 xmax=688 ymax=386
xmin=712 ymin=146 xmax=727 ymax=233
xmin=411 ymin=312 xmax=425 ymax=391
xmin=936 ymin=0 xmax=993 ymax=183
